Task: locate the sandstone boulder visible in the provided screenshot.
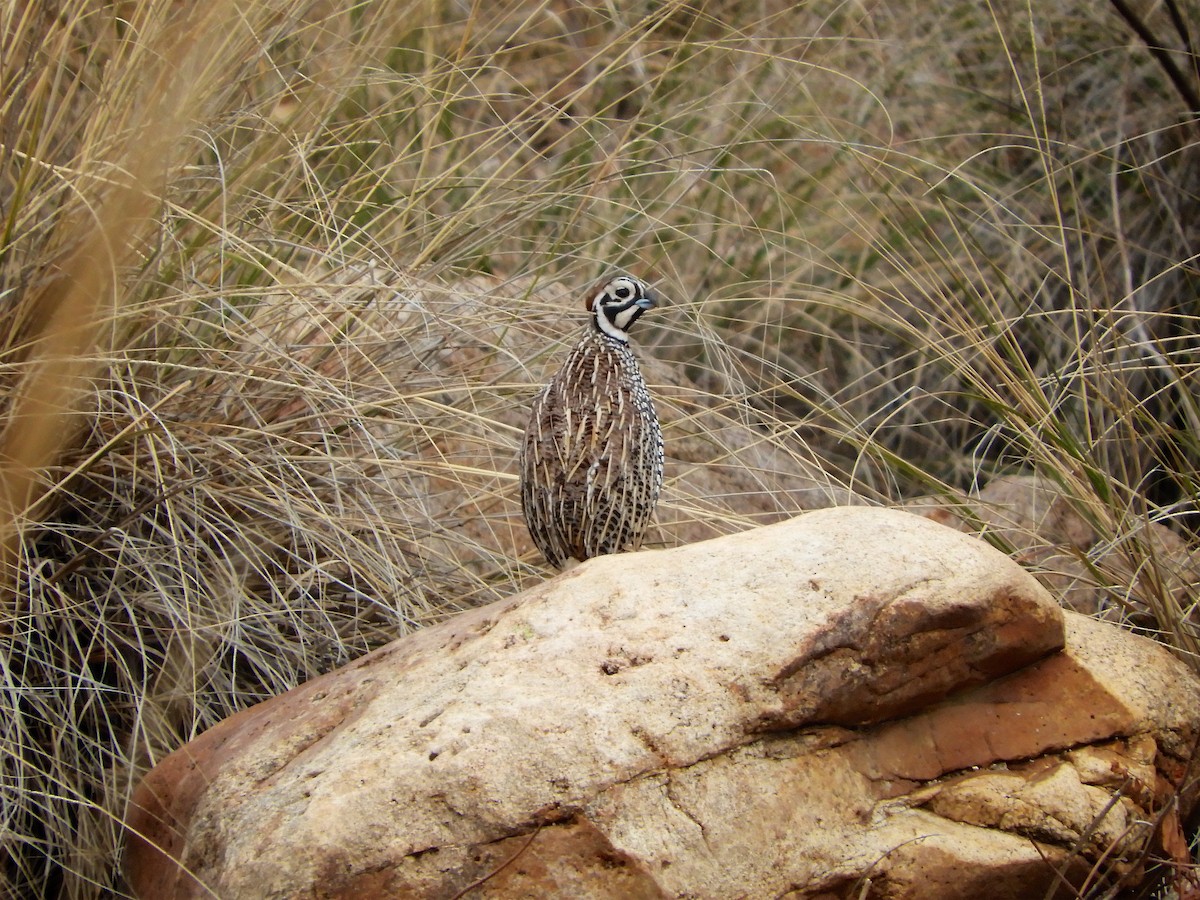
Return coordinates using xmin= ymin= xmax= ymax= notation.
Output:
xmin=123 ymin=507 xmax=1200 ymax=898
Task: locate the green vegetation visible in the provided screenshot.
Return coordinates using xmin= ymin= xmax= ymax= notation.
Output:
xmin=1 ymin=1 xmax=1196 ymax=895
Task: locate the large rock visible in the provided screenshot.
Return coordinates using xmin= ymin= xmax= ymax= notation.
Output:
xmin=122 ymin=507 xmax=1200 ymax=898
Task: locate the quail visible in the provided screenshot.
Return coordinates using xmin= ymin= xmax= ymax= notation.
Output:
xmin=520 ymin=274 xmax=664 ymax=569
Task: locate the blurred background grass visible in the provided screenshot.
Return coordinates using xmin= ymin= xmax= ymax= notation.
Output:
xmin=1 ymin=0 xmax=1198 ymax=895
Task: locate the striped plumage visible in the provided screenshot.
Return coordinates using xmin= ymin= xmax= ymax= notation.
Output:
xmin=520 ymin=274 xmax=664 ymax=569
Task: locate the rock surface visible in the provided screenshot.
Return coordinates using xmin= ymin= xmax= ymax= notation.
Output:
xmin=123 ymin=507 xmax=1200 ymax=898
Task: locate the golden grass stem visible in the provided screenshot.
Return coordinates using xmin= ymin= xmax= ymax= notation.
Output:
xmin=0 ymin=0 xmax=241 ymax=610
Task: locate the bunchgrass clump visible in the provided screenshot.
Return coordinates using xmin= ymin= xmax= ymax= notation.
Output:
xmin=1 ymin=0 xmax=1196 ymax=895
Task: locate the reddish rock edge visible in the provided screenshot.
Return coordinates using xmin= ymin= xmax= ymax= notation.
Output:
xmin=122 ymin=508 xmax=1199 ymax=898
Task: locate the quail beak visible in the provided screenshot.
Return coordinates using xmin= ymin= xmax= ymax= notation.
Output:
xmin=637 ymin=287 xmax=661 ymax=310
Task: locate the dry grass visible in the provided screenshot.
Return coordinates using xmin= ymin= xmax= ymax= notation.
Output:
xmin=1 ymin=0 xmax=1197 ymax=895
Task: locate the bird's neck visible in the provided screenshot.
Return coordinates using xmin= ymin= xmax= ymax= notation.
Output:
xmin=591 ymin=313 xmax=630 ymax=344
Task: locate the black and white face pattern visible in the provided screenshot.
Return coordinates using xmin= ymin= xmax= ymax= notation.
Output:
xmin=590 ymin=275 xmax=660 ymax=343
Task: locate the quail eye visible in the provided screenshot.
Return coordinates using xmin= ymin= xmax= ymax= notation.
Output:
xmin=612 ymin=282 xmax=634 ymax=300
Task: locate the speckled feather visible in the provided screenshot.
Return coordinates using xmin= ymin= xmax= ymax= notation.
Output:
xmin=520 ymin=283 xmax=664 ymax=569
